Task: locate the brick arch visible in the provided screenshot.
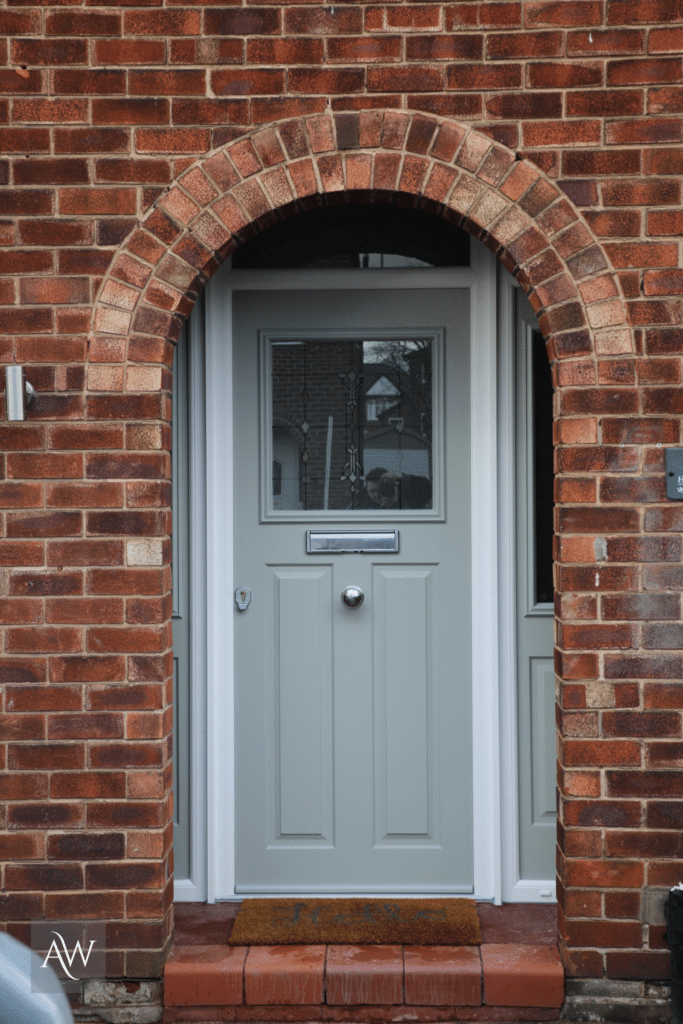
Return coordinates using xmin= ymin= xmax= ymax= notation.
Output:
xmin=89 ymin=109 xmax=638 ymax=980
xmin=91 ymin=110 xmax=633 ymax=375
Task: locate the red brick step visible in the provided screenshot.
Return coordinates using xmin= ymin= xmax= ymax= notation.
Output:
xmin=163 ymin=941 xmax=565 ymax=1022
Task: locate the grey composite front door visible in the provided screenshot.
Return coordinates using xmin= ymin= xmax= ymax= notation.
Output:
xmin=232 ymin=287 xmax=473 ymax=894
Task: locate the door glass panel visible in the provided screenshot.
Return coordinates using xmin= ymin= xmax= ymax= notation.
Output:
xmin=531 ymin=330 xmax=554 ymax=604
xmin=268 ymin=335 xmax=435 ymax=513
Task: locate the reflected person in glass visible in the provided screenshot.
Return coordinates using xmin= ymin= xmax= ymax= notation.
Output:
xmin=355 ymin=466 xmax=432 ymax=510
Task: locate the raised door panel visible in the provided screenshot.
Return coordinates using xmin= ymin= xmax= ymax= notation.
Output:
xmin=373 ymin=566 xmax=437 ymax=843
xmin=530 ymin=656 xmax=556 ymax=826
xmin=267 ymin=567 xmax=334 ymax=843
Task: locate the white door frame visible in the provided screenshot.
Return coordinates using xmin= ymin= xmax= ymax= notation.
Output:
xmin=497 ymin=269 xmax=557 ymax=903
xmin=176 ymin=241 xmax=552 ymax=904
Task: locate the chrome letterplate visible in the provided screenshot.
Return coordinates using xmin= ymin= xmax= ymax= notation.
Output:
xmin=306 ymin=530 xmax=399 ymax=554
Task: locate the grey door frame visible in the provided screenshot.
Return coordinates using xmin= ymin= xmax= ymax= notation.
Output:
xmin=173 ymin=243 xmax=555 ymax=904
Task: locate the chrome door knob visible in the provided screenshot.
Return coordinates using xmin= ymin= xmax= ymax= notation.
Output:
xmin=341 ymin=586 xmax=364 ymax=609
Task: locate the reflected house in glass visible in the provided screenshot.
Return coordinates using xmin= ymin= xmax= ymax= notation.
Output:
xmin=269 ymin=335 xmax=434 ymax=512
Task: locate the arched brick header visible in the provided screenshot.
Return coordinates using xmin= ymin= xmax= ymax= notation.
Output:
xmin=90 ymin=110 xmax=633 ymax=374
xmin=86 ymin=109 xmax=647 ymax=982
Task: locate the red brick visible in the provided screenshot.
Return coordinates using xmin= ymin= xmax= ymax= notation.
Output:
xmin=54 ymin=127 xmax=130 ymax=154
xmin=13 ymin=158 xmax=89 ymax=185
xmin=407 ymin=34 xmax=483 ymax=61
xmin=566 ymin=920 xmax=643 ymax=949
xmin=86 ymin=683 xmax=162 ymax=711
xmin=87 ymin=801 xmax=165 ymax=828
xmin=49 ymin=655 xmax=125 ymax=683
xmin=9 ymin=572 xmax=82 ymax=598
xmin=45 ymin=10 xmax=120 ymax=34
xmin=59 ymin=188 xmax=136 ymax=215
xmin=47 ymin=598 xmax=124 ymax=625
xmin=0 ymin=772 xmax=48 ymax=800
xmin=47 ymin=540 xmax=123 ymax=568
xmin=0 ymin=711 xmax=45 ymax=738
xmin=9 ymin=741 xmax=84 ymax=770
xmin=244 ymin=946 xmax=326 ymax=1005
xmin=7 ymin=454 xmax=83 ymax=484
xmin=50 ymin=772 xmax=126 ymax=799
xmin=52 ymin=69 xmax=126 ymax=95
xmin=7 ymin=511 xmax=82 ymax=538
xmin=94 ymin=40 xmax=166 ymax=64
xmin=0 ymin=834 xmax=46 ymax=860
xmin=487 ymin=31 xmax=563 ymax=58
xmin=327 ymin=37 xmax=401 ymax=63
xmin=367 ymin=67 xmax=444 ymax=93
xmin=11 ymin=39 xmax=88 ymax=65
xmin=212 ymin=69 xmax=286 ymax=98
xmin=528 ymin=61 xmax=603 ymax=88
xmin=649 ymin=86 xmax=683 ymax=115
xmin=124 ymin=10 xmax=200 ymax=35
xmin=564 ymin=149 xmax=641 ymax=177
xmin=46 ymin=893 xmax=124 ymax=920
xmin=87 ymin=625 xmax=167 ymax=654
xmin=47 ymin=833 xmax=124 ymax=860
xmin=565 ymin=858 xmax=643 ymax=888
xmin=526 ymin=0 xmax=602 ymax=25
xmin=206 ymin=8 xmax=280 ymax=34
xmin=92 ymin=98 xmax=169 ymax=126
xmin=606 ymin=118 xmax=683 ymax=144
xmin=0 ymin=482 xmax=43 ymax=509
xmin=481 ymin=944 xmax=564 ymax=1008
xmin=5 ymin=864 xmax=83 ymax=891
xmin=487 ymin=91 xmax=563 ymax=120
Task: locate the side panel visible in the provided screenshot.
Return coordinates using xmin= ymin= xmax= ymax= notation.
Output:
xmin=515 ymin=291 xmax=556 ymax=882
xmin=172 ymin=326 xmax=191 ymax=881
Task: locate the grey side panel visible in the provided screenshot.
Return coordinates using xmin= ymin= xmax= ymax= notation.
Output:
xmin=172 ymin=326 xmax=191 ymax=881
xmin=515 ymin=291 xmax=556 ymax=881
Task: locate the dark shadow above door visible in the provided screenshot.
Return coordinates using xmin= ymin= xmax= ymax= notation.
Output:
xmin=233 ymin=204 xmax=471 ymax=269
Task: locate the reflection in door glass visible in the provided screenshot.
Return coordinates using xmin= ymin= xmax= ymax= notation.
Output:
xmin=532 ymin=330 xmax=554 ymax=604
xmin=270 ymin=337 xmax=433 ymax=511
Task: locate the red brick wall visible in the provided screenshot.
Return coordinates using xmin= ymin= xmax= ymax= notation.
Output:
xmin=1 ymin=0 xmax=682 ymax=984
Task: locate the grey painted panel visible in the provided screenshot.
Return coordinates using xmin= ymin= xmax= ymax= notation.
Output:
xmin=375 ymin=567 xmax=433 ymax=838
xmin=272 ymin=568 xmax=333 ymax=839
xmin=515 ymin=291 xmax=556 ymax=882
xmin=530 ymin=657 xmax=556 ymax=824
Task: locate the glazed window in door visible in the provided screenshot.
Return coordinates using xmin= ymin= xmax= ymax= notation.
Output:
xmin=233 ymin=289 xmax=472 ymax=893
xmin=263 ymin=332 xmax=440 ymax=518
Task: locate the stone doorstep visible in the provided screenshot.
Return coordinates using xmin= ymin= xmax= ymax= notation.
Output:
xmin=163 ymin=943 xmax=565 ymax=1016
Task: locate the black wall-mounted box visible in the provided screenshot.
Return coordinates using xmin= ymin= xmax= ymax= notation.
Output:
xmin=666 ymin=449 xmax=683 ymax=500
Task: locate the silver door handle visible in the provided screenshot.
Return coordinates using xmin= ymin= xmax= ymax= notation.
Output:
xmin=341 ymin=586 xmax=364 ymax=609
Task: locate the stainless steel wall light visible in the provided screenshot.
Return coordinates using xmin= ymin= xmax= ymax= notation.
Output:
xmin=5 ymin=366 xmax=35 ymax=421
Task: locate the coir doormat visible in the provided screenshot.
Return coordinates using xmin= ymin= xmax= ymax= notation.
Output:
xmin=227 ymin=898 xmax=481 ymax=946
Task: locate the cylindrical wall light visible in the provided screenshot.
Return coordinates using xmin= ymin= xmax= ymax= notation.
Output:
xmin=5 ymin=366 xmax=35 ymax=421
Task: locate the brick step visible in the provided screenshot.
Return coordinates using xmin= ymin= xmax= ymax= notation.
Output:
xmin=163 ymin=943 xmax=565 ymax=1023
